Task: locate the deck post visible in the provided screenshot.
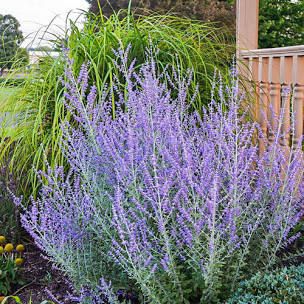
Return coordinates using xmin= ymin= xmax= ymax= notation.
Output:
xmin=236 ymin=0 xmax=259 ymax=53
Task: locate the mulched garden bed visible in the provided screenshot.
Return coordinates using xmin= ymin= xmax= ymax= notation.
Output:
xmin=12 ymin=239 xmax=75 ymax=304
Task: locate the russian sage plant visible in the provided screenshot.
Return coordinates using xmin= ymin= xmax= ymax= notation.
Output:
xmin=18 ymin=49 xmax=304 ymax=303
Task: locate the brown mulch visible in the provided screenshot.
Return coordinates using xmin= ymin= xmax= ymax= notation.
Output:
xmin=0 ymin=164 xmax=76 ymax=304
xmin=13 ymin=241 xmax=76 ymax=304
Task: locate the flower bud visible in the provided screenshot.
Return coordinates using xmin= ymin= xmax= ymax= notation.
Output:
xmin=15 ymin=258 xmax=24 ymax=266
xmin=16 ymin=244 xmax=25 ymax=253
xmin=0 ymin=236 xmax=5 ymax=244
xmin=4 ymin=243 xmax=14 ymax=253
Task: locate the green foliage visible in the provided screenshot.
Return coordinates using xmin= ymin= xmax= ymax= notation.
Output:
xmin=69 ymin=12 xmax=233 ymax=107
xmin=259 ymin=0 xmax=304 ymax=48
xmin=227 ymin=264 xmax=304 ymax=304
xmin=14 ymin=49 xmax=29 ymax=69
xmin=0 ymin=11 xmax=233 ymax=199
xmin=0 ymin=15 xmax=23 ymax=72
xmin=0 ymin=201 xmax=17 ymax=240
xmin=0 ymin=78 xmax=26 ymax=87
xmin=0 ymin=160 xmax=18 ymax=238
xmin=0 ymin=241 xmax=24 ymax=296
xmin=0 ymin=258 xmax=20 ymax=296
xmin=0 ymin=296 xmax=54 ymax=304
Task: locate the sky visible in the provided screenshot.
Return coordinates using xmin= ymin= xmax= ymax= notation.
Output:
xmin=0 ymin=0 xmax=89 ymax=47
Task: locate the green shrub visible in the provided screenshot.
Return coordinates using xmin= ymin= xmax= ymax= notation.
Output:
xmin=227 ymin=264 xmax=304 ymax=304
xmin=0 ymin=10 xmax=234 ymax=198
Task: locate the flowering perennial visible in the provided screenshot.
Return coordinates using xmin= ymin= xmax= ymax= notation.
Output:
xmin=19 ymin=49 xmax=304 ymax=303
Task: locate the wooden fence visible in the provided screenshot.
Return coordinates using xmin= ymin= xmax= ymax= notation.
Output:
xmin=239 ymin=46 xmax=304 ymax=152
xmin=236 ymin=0 xmax=304 ymax=153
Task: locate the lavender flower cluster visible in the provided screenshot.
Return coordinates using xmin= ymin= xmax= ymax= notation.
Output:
xmin=19 ymin=48 xmax=304 ymax=303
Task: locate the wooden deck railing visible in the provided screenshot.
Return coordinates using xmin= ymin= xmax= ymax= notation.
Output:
xmin=239 ymin=45 xmax=304 ymax=152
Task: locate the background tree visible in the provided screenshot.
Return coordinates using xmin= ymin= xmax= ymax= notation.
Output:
xmin=0 ymin=14 xmax=23 ymax=74
xmin=258 ymin=0 xmax=304 ymax=48
xmin=86 ymin=0 xmax=304 ymax=49
xmin=86 ymin=0 xmax=236 ymax=27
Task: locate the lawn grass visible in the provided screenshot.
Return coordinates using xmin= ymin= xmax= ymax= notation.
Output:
xmin=0 ymin=86 xmax=21 ymax=239
xmin=0 ymin=86 xmax=19 ymax=102
xmin=0 ymin=86 xmax=21 ymax=138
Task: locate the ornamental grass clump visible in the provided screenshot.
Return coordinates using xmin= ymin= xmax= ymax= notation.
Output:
xmin=0 ymin=10 xmax=233 ymax=200
xmin=18 ymin=49 xmax=304 ymax=303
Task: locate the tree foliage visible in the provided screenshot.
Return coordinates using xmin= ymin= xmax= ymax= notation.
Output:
xmin=259 ymin=0 xmax=304 ymax=48
xmin=86 ymin=0 xmax=235 ymax=27
xmin=0 ymin=14 xmax=23 ymax=71
xmin=86 ymin=1 xmax=304 ymax=49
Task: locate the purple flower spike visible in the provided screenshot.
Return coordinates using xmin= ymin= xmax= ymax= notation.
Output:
xmin=17 ymin=47 xmax=304 ymax=303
